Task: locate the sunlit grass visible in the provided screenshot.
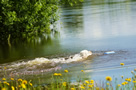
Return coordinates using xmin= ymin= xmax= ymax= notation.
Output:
xmin=1 ymin=63 xmax=136 ymax=90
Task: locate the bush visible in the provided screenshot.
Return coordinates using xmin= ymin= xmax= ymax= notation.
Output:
xmin=0 ymin=0 xmax=84 ymax=41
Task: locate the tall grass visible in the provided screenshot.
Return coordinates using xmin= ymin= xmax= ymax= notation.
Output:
xmin=1 ymin=63 xmax=136 ymax=90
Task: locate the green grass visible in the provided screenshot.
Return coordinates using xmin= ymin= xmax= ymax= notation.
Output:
xmin=1 ymin=63 xmax=136 ymax=90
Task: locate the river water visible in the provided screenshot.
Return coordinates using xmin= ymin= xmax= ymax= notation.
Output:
xmin=0 ymin=0 xmax=136 ymax=86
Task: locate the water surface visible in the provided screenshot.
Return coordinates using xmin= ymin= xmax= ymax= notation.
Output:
xmin=0 ymin=0 xmax=136 ymax=85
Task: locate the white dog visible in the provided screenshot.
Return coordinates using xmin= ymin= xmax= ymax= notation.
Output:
xmin=80 ymin=50 xmax=92 ymax=59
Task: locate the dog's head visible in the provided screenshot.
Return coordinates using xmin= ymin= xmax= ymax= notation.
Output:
xmin=80 ymin=50 xmax=92 ymax=58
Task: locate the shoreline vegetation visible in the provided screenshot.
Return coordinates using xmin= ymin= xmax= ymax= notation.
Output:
xmin=1 ymin=63 xmax=136 ymax=90
xmin=0 ymin=0 xmax=84 ymax=42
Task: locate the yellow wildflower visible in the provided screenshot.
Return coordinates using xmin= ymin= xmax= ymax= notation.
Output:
xmin=18 ymin=79 xmax=22 ymax=82
xmin=107 ymin=83 xmax=109 ymax=85
xmin=29 ymin=83 xmax=33 ymax=86
xmin=6 ymin=83 xmax=10 ymax=86
xmin=120 ymin=63 xmax=124 ymax=66
xmin=118 ymin=84 xmax=121 ymax=87
xmin=54 ymin=73 xmax=58 ymax=76
xmin=3 ymin=82 xmax=9 ymax=85
xmin=122 ymin=82 xmax=125 ymax=85
xmin=85 ymin=80 xmax=89 ymax=84
xmin=11 ymin=78 xmax=14 ymax=81
xmin=18 ymin=85 xmax=21 ymax=87
xmin=63 ymin=82 xmax=66 ymax=86
xmin=134 ymin=69 xmax=136 ymax=71
xmin=133 ymin=81 xmax=136 ymax=83
xmin=58 ymin=73 xmax=62 ymax=76
xmin=125 ymin=78 xmax=129 ymax=81
xmin=11 ymin=86 xmax=15 ymax=90
xmin=121 ymin=75 xmax=123 ymax=78
xmin=2 ymin=88 xmax=6 ymax=90
xmin=90 ymin=80 xmax=94 ymax=84
xmin=64 ymin=70 xmax=68 ymax=73
xmin=124 ymin=82 xmax=128 ymax=84
xmin=88 ymin=85 xmax=93 ymax=88
xmin=71 ymin=88 xmax=75 ymax=90
xmin=2 ymin=78 xmax=6 ymax=81
xmin=21 ymin=83 xmax=26 ymax=89
xmin=83 ymin=83 xmax=86 ymax=86
xmin=4 ymin=67 xmax=7 ymax=69
xmin=22 ymin=80 xmax=27 ymax=84
xmin=3 ymin=81 xmax=7 ymax=84
xmin=80 ymin=86 xmax=85 ymax=89
xmin=128 ymin=78 xmax=131 ymax=82
xmin=131 ymin=71 xmax=134 ymax=73
xmin=81 ymin=70 xmax=84 ymax=72
xmin=96 ymin=87 xmax=100 ymax=90
xmin=105 ymin=76 xmax=112 ymax=81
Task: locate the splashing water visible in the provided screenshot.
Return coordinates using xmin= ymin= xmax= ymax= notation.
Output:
xmin=0 ymin=50 xmax=92 ymax=77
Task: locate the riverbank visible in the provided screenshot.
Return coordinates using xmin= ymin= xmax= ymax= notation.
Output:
xmin=1 ymin=63 xmax=136 ymax=90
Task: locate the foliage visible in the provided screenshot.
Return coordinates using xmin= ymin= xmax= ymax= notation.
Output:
xmin=0 ymin=0 xmax=59 ymax=40
xmin=0 ymin=0 xmax=84 ymax=41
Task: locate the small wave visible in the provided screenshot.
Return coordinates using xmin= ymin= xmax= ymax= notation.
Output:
xmin=0 ymin=50 xmax=92 ymax=77
xmin=10 ymin=50 xmax=92 ymax=68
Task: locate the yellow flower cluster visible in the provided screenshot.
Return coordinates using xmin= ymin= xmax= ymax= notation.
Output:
xmin=125 ymin=78 xmax=131 ymax=82
xmin=122 ymin=82 xmax=128 ymax=85
xmin=85 ymin=80 xmax=89 ymax=84
xmin=88 ymin=85 xmax=93 ymax=88
xmin=0 ymin=77 xmax=33 ymax=90
xmin=53 ymin=73 xmax=62 ymax=76
xmin=1 ymin=68 xmax=136 ymax=90
xmin=84 ymin=80 xmax=94 ymax=84
xmin=3 ymin=81 xmax=10 ymax=86
xmin=80 ymin=79 xmax=94 ymax=89
xmin=80 ymin=85 xmax=85 ymax=89
xmin=17 ymin=79 xmax=32 ymax=89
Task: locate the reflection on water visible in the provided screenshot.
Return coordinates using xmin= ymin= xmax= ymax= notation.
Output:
xmin=1 ymin=0 xmax=136 ymax=63
xmin=60 ymin=0 xmax=136 ymax=51
xmin=0 ymin=34 xmax=62 ymax=63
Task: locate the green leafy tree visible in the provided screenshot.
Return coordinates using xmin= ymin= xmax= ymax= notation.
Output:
xmin=0 ymin=0 xmax=83 ymax=41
